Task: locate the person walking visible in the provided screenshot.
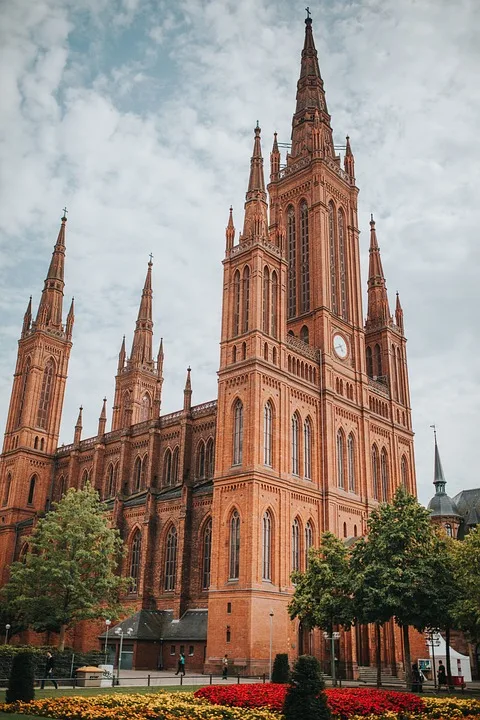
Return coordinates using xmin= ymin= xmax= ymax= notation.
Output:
xmin=222 ymin=654 xmax=228 ymax=680
xmin=411 ymin=663 xmax=423 ymax=693
xmin=437 ymin=660 xmax=448 ymax=691
xmin=40 ymin=652 xmax=58 ymax=690
xmin=175 ymin=652 xmax=185 ymax=676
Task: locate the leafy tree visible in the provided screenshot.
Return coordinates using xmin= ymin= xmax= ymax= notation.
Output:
xmin=452 ymin=525 xmax=480 ymax=678
xmin=6 ymin=651 xmax=35 ymax=703
xmin=272 ymin=653 xmax=290 ymax=683
xmin=3 ymin=485 xmax=127 ymax=650
xmin=283 ymin=655 xmax=330 ymax=720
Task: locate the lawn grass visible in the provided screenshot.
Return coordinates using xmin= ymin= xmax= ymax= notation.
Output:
xmin=0 ymin=685 xmax=197 ymax=703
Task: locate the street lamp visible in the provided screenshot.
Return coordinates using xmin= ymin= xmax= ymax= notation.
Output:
xmin=269 ymin=610 xmax=274 ymax=681
xmin=425 ymin=628 xmax=441 ymax=690
xmin=323 ymin=630 xmax=340 ymax=686
xmin=104 ymin=619 xmax=111 ymax=665
xmin=4 ymin=624 xmax=11 ymax=645
xmin=115 ymin=627 xmax=133 ymax=685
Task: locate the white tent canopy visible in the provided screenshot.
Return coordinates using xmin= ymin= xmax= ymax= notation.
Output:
xmin=426 ymin=632 xmax=472 ymax=682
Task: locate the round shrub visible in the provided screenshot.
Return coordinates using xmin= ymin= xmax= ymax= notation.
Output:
xmin=272 ymin=653 xmax=290 ymax=683
xmin=5 ymin=651 xmax=35 ymax=703
xmin=283 ymin=655 xmax=331 ymax=720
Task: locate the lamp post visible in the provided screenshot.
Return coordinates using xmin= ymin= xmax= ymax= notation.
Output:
xmin=104 ymin=619 xmax=111 ymax=665
xmin=323 ymin=630 xmax=340 ymax=686
xmin=425 ymin=629 xmax=441 ymax=690
xmin=115 ymin=627 xmax=133 ymax=685
xmin=269 ymin=610 xmax=274 ymax=681
xmin=4 ymin=624 xmax=11 ymax=645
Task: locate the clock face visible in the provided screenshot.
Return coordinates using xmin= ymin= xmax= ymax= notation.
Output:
xmin=333 ymin=334 xmax=348 ymax=359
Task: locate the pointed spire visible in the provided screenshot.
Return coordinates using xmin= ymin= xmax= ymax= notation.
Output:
xmin=431 ymin=426 xmax=447 ymax=494
xmin=74 ymin=405 xmax=83 ymax=444
xmin=22 ymin=296 xmax=32 ymax=337
xmin=225 ymin=206 xmax=235 ymax=251
xmin=130 ymin=260 xmax=154 ymax=368
xmin=66 ymin=298 xmax=74 ymax=340
xmin=98 ymin=397 xmax=107 ymax=436
xmin=241 ymin=125 xmax=268 ymax=242
xmin=36 ymin=212 xmax=68 ymax=330
xmin=395 ymin=292 xmax=404 ymax=333
xmin=118 ymin=335 xmax=126 ymax=372
xmin=344 ymin=135 xmax=355 ymax=180
xmin=157 ymin=337 xmax=164 ymax=376
xmin=183 ymin=366 xmax=192 ymax=412
xmin=270 ymin=132 xmax=280 ymax=180
xmin=366 ymin=215 xmax=391 ymax=329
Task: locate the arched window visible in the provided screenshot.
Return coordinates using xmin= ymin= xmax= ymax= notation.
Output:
xmin=2 ymin=473 xmax=12 ymax=506
xmin=229 ymin=510 xmax=240 ymax=579
xmin=337 ymin=430 xmax=345 ymax=489
xmin=232 ymin=345 xmax=237 ymax=363
xmin=233 ymin=270 xmax=240 ymax=336
xmin=328 ymin=202 xmax=338 ymax=314
xmin=300 ymin=201 xmax=310 ymax=313
xmin=300 ymin=325 xmax=309 ymax=344
xmin=197 ymin=441 xmax=206 ymax=479
xmin=397 ymin=347 xmax=405 ymax=403
xmin=202 ymin=518 xmax=212 ymax=589
xmin=163 ymin=449 xmax=172 ymax=485
xmin=242 ymin=266 xmax=250 ymax=333
xmin=264 ymin=402 xmax=273 ymax=466
xmin=291 ymin=414 xmax=300 ymax=475
xmin=37 ymin=358 xmax=54 ymax=429
xmin=392 ymin=343 xmax=399 ymax=400
xmin=264 ymin=342 xmax=268 ymax=361
xmin=445 ymin=524 xmax=453 ymax=537
xmin=263 ymin=267 xmax=270 ymax=334
xmin=354 ymin=524 xmax=358 ymax=537
xmin=271 ymin=271 xmax=278 ymax=338
xmin=372 ymin=445 xmax=379 ymax=499
xmin=381 ymin=448 xmax=388 ymax=501
xmin=129 ymin=531 xmax=142 ymax=593
xmin=40 ymin=438 xmax=44 ymax=451
xmin=81 ymin=469 xmax=90 ymax=488
xmin=122 ymin=390 xmax=131 ymax=427
xmin=233 ymin=400 xmax=243 ymax=465
xmin=172 ymin=447 xmax=179 ymax=484
xmin=366 ymin=346 xmax=373 ymax=377
xmin=374 ymin=344 xmax=382 ymax=377
xmin=338 ymin=209 xmax=348 ymax=320
xmin=206 ymin=439 xmax=214 ymax=478
xmin=141 ymin=454 xmax=148 ymax=487
xmin=401 ymin=455 xmax=408 ymax=489
xmin=19 ymin=543 xmax=29 ymax=563
xmin=272 ymin=347 xmax=277 ymax=365
xmin=164 ymin=525 xmax=178 ymax=591
xmin=17 ymin=357 xmax=31 ymax=426
xmin=134 ymin=456 xmax=142 ymax=491
xmin=343 ymin=522 xmax=348 ymax=538
xmin=262 ymin=511 xmax=272 ymax=581
xmin=27 ymin=475 xmax=36 ymax=505
xmin=287 ymin=205 xmax=297 ymax=318
xmin=106 ymin=464 xmax=117 ymax=497
xmin=34 ymin=436 xmax=39 ymax=450
xmin=140 ymin=393 xmax=151 ymax=422
xmin=305 ymin=521 xmax=313 ymax=568
xmin=58 ymin=475 xmax=66 ymax=501
xmin=292 ymin=518 xmax=300 ymax=572
xmin=347 ymin=433 xmax=355 ymax=492
xmin=304 ymin=418 xmax=312 ymax=479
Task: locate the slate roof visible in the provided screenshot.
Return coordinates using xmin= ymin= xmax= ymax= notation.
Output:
xmin=427 ymin=493 xmax=460 ymax=518
xmin=99 ymin=609 xmax=208 ymax=642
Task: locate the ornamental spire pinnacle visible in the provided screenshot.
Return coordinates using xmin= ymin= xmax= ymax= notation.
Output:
xmin=36 ymin=212 xmax=68 ymax=330
xmin=130 ymin=259 xmax=154 ymax=368
xmin=241 ymin=124 xmax=268 ymax=242
xmin=183 ymin=366 xmax=192 ymax=412
xmin=98 ymin=397 xmax=107 ymax=436
xmin=226 ymin=206 xmax=235 ymax=251
xmin=366 ymin=215 xmax=391 ymax=329
xmin=431 ymin=426 xmax=447 ymax=494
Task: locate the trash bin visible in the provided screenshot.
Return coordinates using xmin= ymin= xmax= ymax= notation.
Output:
xmin=98 ymin=664 xmax=114 ymax=687
xmin=76 ymin=666 xmax=102 ymax=687
xmin=451 ymin=676 xmax=466 ymax=690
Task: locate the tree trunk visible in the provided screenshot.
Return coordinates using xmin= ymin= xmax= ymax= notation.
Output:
xmin=402 ymin=624 xmax=412 ymax=690
xmin=375 ymin=622 xmax=382 ymax=687
xmin=445 ymin=626 xmax=453 ymax=689
xmin=59 ymin=624 xmax=67 ymax=651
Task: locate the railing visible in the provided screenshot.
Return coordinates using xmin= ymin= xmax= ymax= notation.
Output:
xmin=286 ymin=334 xmax=320 ymax=362
xmin=0 ymin=673 xmax=270 ymax=690
xmin=191 ymin=400 xmax=217 ymax=417
xmin=159 ymin=410 xmax=184 ymax=427
xmin=368 ymin=377 xmax=390 ymax=397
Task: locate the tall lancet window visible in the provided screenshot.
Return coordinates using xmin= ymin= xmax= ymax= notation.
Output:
xmin=300 ymin=201 xmax=310 ymax=313
xmin=291 ymin=414 xmax=300 ymax=475
xmin=263 ymin=267 xmax=270 ymax=334
xmin=229 ymin=510 xmax=240 ymax=579
xmin=264 ymin=401 xmax=273 ymax=466
xmin=233 ymin=270 xmax=240 ymax=336
xmin=372 ymin=445 xmax=379 ymax=499
xmin=140 ymin=393 xmax=151 ymax=421
xmin=262 ymin=511 xmax=272 ymax=581
xmin=337 ymin=430 xmax=345 ymax=489
xmin=347 ymin=433 xmax=356 ymax=492
xmin=381 ymin=448 xmax=389 ymax=501
xmin=304 ymin=418 xmax=312 ymax=479
xmin=129 ymin=531 xmax=141 ymax=593
xmin=287 ymin=206 xmax=296 ymax=318
xmin=292 ymin=518 xmax=300 ymax=572
xmin=338 ymin=209 xmax=348 ymax=320
xmin=17 ymin=357 xmax=31 ymax=427
xmin=328 ymin=202 xmax=338 ymax=315
xmin=271 ymin=271 xmax=278 ymax=338
xmin=37 ymin=358 xmax=54 ymax=429
xmin=202 ymin=518 xmax=212 ymax=589
xmin=164 ymin=525 xmax=178 ymax=591
xmin=242 ymin=266 xmax=250 ymax=333
xmin=401 ymin=455 xmax=408 ymax=489
xmin=233 ymin=400 xmax=243 ymax=465
xmin=305 ymin=521 xmax=313 ymax=568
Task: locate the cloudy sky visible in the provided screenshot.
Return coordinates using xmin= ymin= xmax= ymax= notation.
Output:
xmin=1 ymin=0 xmax=479 ymax=506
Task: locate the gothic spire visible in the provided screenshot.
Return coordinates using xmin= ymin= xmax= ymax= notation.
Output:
xmin=74 ymin=405 xmax=83 ymax=444
xmin=130 ymin=260 xmax=154 ymax=368
xmin=118 ymin=335 xmax=126 ymax=372
xmin=270 ymin=132 xmax=280 ymax=180
xmin=395 ymin=292 xmax=404 ymax=333
xmin=225 ymin=206 xmax=235 ymax=251
xmin=98 ymin=397 xmax=107 ymax=436
xmin=344 ymin=135 xmax=355 ymax=180
xmin=241 ymin=124 xmax=268 ymax=242
xmin=183 ymin=366 xmax=192 ymax=412
xmin=366 ymin=215 xmax=391 ymax=329
xmin=157 ymin=337 xmax=164 ymax=377
xmin=36 ymin=211 xmax=67 ymax=330
xmin=432 ymin=428 xmax=447 ymax=495
xmin=22 ymin=296 xmax=32 ymax=337
xmin=66 ymin=298 xmax=74 ymax=340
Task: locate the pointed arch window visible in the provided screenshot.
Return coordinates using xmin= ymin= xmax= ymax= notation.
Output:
xmin=164 ymin=525 xmax=178 ymax=591
xmin=287 ymin=206 xmax=297 ymax=318
xmin=338 ymin=209 xmax=348 ymax=320
xmin=129 ymin=530 xmax=142 ymax=593
xmin=305 ymin=521 xmax=313 ymax=568
xmin=206 ymin=439 xmax=214 ymax=478
xmin=262 ymin=511 xmax=272 ymax=581
xmin=140 ymin=393 xmax=151 ymax=422
xmin=163 ymin=449 xmax=172 ymax=486
xmin=374 ymin=344 xmax=382 ymax=377
xmin=233 ymin=400 xmax=243 ymax=465
xmin=242 ymin=266 xmax=250 ymax=333
xmin=17 ymin=357 xmax=31 ymax=427
xmin=292 ymin=414 xmax=300 ymax=475
xmin=445 ymin=524 xmax=453 ymax=537
xmin=264 ymin=402 xmax=273 ymax=467
xmin=271 ymin=271 xmax=278 ymax=338
xmin=347 ymin=433 xmax=356 ymax=492
xmin=197 ymin=441 xmax=206 ymax=479
xmin=122 ymin=391 xmax=131 ymax=427
xmin=300 ymin=201 xmax=310 ymax=313
xmin=397 ymin=347 xmax=405 ymax=403
xmin=81 ymin=469 xmax=90 ymax=488
xmin=58 ymin=474 xmax=66 ymax=501
xmin=134 ymin=456 xmax=142 ymax=491
xmin=304 ymin=418 xmax=312 ymax=479
xmin=263 ymin=267 xmax=270 ymax=334
xmin=328 ymin=202 xmax=338 ymax=315
xmin=202 ymin=518 xmax=212 ymax=589
xmin=229 ymin=510 xmax=240 ymax=579
xmin=381 ymin=448 xmax=388 ymax=501
xmin=337 ymin=430 xmax=345 ymax=489
xmin=172 ymin=446 xmax=179 ymax=484
xmin=233 ymin=270 xmax=241 ymax=336
xmin=300 ymin=325 xmax=309 ymax=344
xmin=2 ymin=473 xmax=12 ymax=506
xmin=401 ymin=455 xmax=408 ymax=489
xmin=292 ymin=518 xmax=300 ymax=572
xmin=372 ymin=445 xmax=379 ymax=499
xmin=106 ymin=463 xmax=117 ymax=497
xmin=141 ymin=454 xmax=148 ymax=488
xmin=27 ymin=475 xmax=36 ymax=505
xmin=37 ymin=358 xmax=54 ymax=429
xmin=366 ymin=346 xmax=373 ymax=377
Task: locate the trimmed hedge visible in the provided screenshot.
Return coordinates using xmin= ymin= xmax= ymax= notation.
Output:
xmin=5 ymin=651 xmax=35 ymax=703
xmin=0 ymin=646 xmax=104 ymax=680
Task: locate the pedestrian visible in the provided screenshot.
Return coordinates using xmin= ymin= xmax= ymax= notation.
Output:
xmin=411 ymin=663 xmax=423 ymax=693
xmin=175 ymin=652 xmax=185 ymax=676
xmin=437 ymin=660 xmax=448 ymax=690
xmin=222 ymin=654 xmax=228 ymax=680
xmin=40 ymin=652 xmax=58 ymax=690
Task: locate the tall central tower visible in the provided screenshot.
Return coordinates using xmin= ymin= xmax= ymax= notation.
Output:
xmin=205 ymin=14 xmax=414 ymax=675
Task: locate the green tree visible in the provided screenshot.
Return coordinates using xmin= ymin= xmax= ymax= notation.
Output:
xmin=283 ymin=655 xmax=331 ymax=720
xmin=3 ymin=485 xmax=127 ymax=650
xmin=271 ymin=653 xmax=290 ymax=683
xmin=452 ymin=526 xmax=480 ymax=645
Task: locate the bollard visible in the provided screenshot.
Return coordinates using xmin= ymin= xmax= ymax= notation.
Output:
xmin=148 ymin=674 xmax=151 ymax=687
xmin=73 ymin=676 xmax=76 ymax=689
xmin=209 ymin=674 xmax=213 ymax=685
xmin=180 ymin=674 xmax=183 ymax=686
xmin=262 ymin=673 xmax=266 ymax=684
xmin=237 ymin=674 xmax=240 ymax=684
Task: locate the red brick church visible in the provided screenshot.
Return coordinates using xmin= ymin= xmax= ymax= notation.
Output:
xmin=0 ymin=15 xmax=417 ymax=677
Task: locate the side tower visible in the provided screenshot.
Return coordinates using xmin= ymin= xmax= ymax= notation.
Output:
xmin=0 ymin=212 xmax=74 ymax=580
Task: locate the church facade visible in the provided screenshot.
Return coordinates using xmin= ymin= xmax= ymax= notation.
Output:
xmin=0 ymin=16 xmax=416 ymax=676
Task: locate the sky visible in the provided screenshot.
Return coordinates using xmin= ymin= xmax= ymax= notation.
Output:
xmin=1 ymin=0 xmax=479 ymax=507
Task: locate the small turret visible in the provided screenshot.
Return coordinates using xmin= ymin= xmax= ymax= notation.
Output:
xmin=183 ymin=366 xmax=192 ymax=412
xmin=98 ymin=397 xmax=107 ymax=436
xmin=74 ymin=406 xmax=83 ymax=445
xmin=344 ymin=135 xmax=355 ymax=180
xmin=225 ymin=207 xmax=235 ymax=252
xmin=270 ymin=132 xmax=280 ymax=180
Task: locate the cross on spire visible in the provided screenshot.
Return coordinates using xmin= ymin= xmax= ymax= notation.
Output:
xmin=62 ymin=207 xmax=68 ymax=220
xmin=149 ymin=252 xmax=154 ymax=264
xmin=305 ymin=7 xmax=311 ymax=19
